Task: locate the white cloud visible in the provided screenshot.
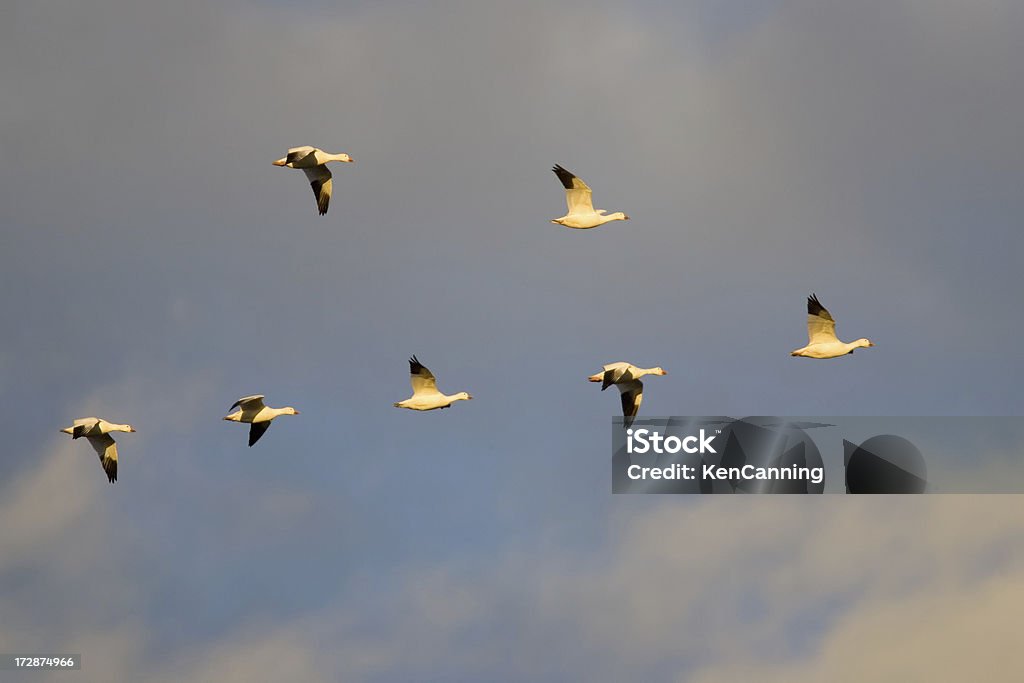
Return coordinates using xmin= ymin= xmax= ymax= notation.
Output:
xmin=0 ymin=440 xmax=103 ymax=574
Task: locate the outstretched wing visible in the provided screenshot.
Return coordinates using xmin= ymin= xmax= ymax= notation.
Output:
xmin=806 ymin=293 xmax=839 ymax=344
xmin=409 ymin=355 xmax=439 ymax=396
xmin=69 ymin=417 xmax=101 ymax=439
xmin=285 ymin=146 xmax=317 ymax=165
xmin=601 ymin=364 xmax=632 ymax=391
xmin=86 ymin=434 xmax=118 ymax=483
xmin=618 ymin=380 xmax=644 ymax=430
xmin=248 ymin=422 xmax=271 ymax=447
xmin=302 ymin=165 xmax=333 ymax=215
xmin=552 ymin=165 xmax=595 ymax=215
xmin=231 ymin=395 xmax=266 ymax=411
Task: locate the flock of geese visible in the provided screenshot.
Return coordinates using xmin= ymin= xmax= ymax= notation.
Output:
xmin=60 ymin=147 xmax=876 ymax=483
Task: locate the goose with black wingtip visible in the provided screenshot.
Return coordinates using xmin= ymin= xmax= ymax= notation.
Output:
xmin=550 ymin=164 xmax=629 ymax=229
xmin=589 ymin=362 xmax=667 ymax=429
xmin=393 ymin=356 xmax=473 ymax=411
xmin=273 ymin=146 xmax=354 ymax=216
xmin=60 ymin=417 xmax=136 ymax=483
xmin=790 ymin=294 xmax=875 ymax=359
xmin=223 ymin=395 xmax=300 ymax=446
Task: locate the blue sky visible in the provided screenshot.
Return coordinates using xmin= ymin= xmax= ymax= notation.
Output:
xmin=2 ymin=0 xmax=1024 ymax=680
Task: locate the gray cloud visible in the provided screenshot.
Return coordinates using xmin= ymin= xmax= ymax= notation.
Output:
xmin=2 ymin=0 xmax=1023 ymax=680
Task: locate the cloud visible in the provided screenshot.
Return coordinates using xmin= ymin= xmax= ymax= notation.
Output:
xmin=154 ymin=624 xmax=329 ymax=683
xmin=689 ymin=571 xmax=1024 ymax=682
xmin=298 ymin=497 xmax=1024 ymax=681
xmin=4 ymin=436 xmax=1024 ymax=683
xmin=2 ymin=0 xmax=1024 ymax=681
xmin=0 ymin=440 xmax=104 ymax=574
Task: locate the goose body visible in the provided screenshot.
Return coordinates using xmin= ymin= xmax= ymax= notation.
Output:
xmin=588 ymin=362 xmax=667 ymax=429
xmin=60 ymin=417 xmax=136 ymax=483
xmin=223 ymin=395 xmax=300 ymax=446
xmin=273 ymin=146 xmax=354 ymax=215
xmin=550 ymin=165 xmax=629 ymax=229
xmin=790 ymin=294 xmax=875 ymax=359
xmin=393 ymin=356 xmax=473 ymax=411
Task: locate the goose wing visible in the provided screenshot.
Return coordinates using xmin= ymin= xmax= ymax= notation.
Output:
xmin=601 ymin=363 xmax=632 ymax=391
xmin=302 ymin=165 xmax=333 ymax=215
xmin=86 ymin=434 xmax=118 ymax=483
xmin=285 ymin=146 xmax=317 ymax=165
xmin=248 ymin=422 xmax=271 ymax=447
xmin=806 ymin=294 xmax=839 ymax=344
xmin=552 ymin=165 xmax=595 ymax=215
xmin=71 ymin=417 xmax=100 ymax=439
xmin=231 ymin=395 xmax=266 ymax=411
xmin=618 ymin=380 xmax=644 ymax=430
xmin=408 ymin=355 xmax=439 ymax=396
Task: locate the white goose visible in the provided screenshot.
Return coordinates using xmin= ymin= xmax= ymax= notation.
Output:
xmin=791 ymin=293 xmax=875 ymax=359
xmin=393 ymin=356 xmax=473 ymax=411
xmin=551 ymin=164 xmax=629 ymax=229
xmin=588 ymin=362 xmax=667 ymax=429
xmin=223 ymin=395 xmax=300 ymax=447
xmin=273 ymin=146 xmax=354 ymax=215
xmin=60 ymin=417 xmax=136 ymax=483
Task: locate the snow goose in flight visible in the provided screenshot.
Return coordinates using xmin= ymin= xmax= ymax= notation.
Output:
xmin=588 ymin=362 xmax=667 ymax=429
xmin=393 ymin=356 xmax=473 ymax=411
xmin=60 ymin=417 xmax=136 ymax=483
xmin=273 ymin=146 xmax=354 ymax=215
xmin=223 ymin=395 xmax=300 ymax=446
xmin=550 ymin=164 xmax=630 ymax=229
xmin=791 ymin=294 xmax=875 ymax=359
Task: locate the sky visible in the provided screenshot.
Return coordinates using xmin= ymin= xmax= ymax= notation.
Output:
xmin=2 ymin=0 xmax=1023 ymax=680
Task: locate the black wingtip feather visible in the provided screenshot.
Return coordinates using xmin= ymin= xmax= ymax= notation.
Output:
xmin=248 ymin=422 xmax=270 ymax=447
xmin=807 ymin=293 xmax=825 ymax=316
xmin=409 ymin=355 xmax=426 ymax=374
xmin=552 ymin=164 xmax=576 ymax=189
xmin=311 ymin=179 xmax=329 ymax=215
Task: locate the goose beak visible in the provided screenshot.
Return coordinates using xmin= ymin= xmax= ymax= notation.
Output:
xmin=868 ymin=342 xmax=876 ymax=347
xmin=272 ymin=159 xmax=287 ymax=166
xmin=346 ymin=157 xmax=354 ymax=163
xmin=222 ymin=416 xmax=231 ymax=420
xmin=293 ymin=410 xmax=301 ymax=415
xmin=129 ymin=427 xmax=136 ymax=432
